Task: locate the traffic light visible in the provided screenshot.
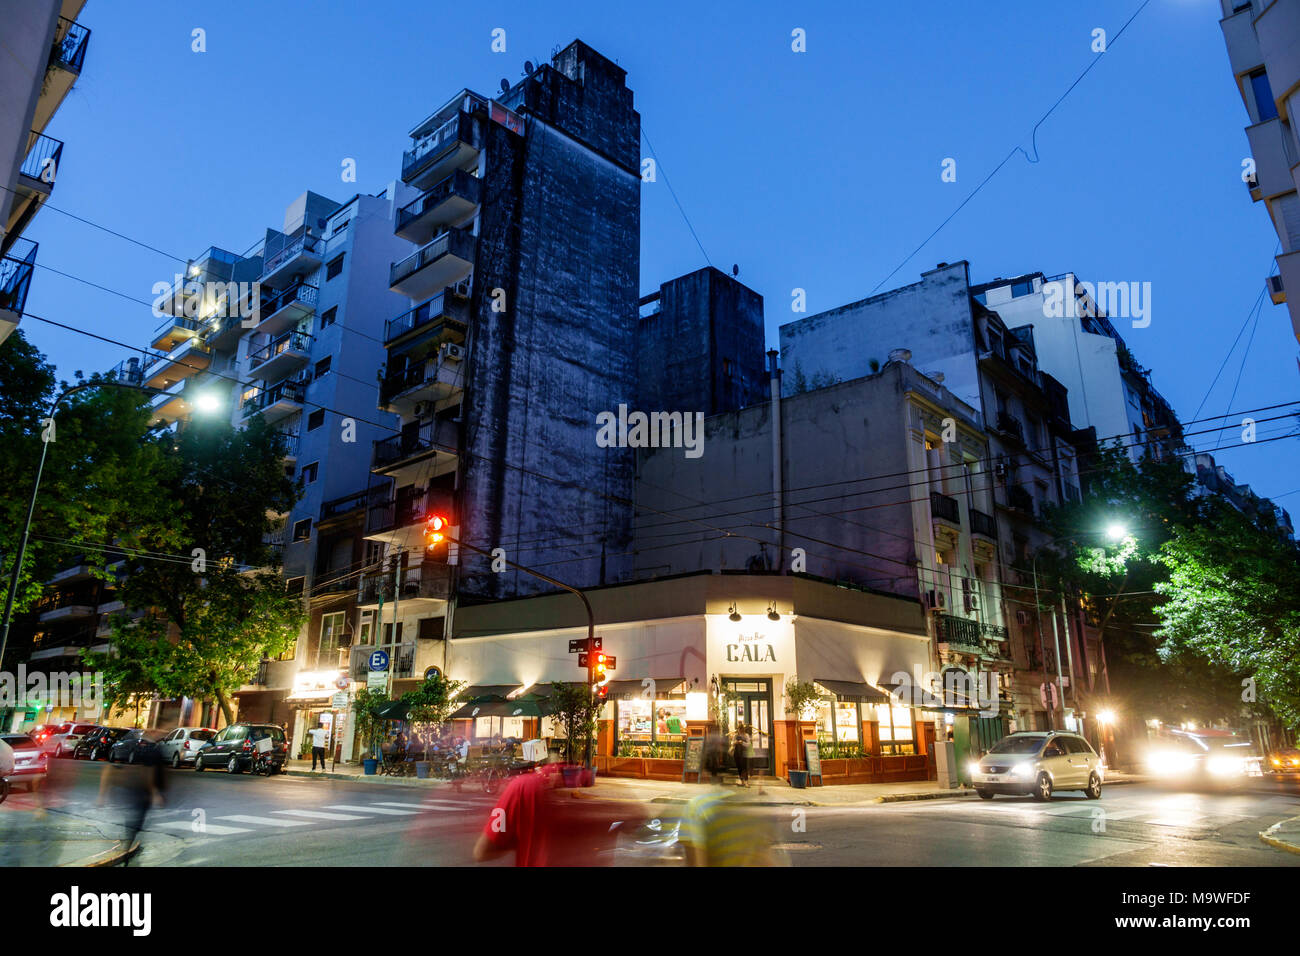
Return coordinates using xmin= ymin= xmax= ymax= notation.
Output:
xmin=424 ymin=514 xmax=448 ymax=551
xmin=594 ymin=652 xmax=608 ymax=685
xmin=595 ymin=683 xmax=609 ymax=700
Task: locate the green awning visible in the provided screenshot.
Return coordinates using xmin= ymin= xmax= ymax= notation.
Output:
xmin=454 ymin=684 xmax=522 ymax=703
xmin=374 ymin=699 xmax=410 ymax=720
xmin=451 ymin=697 xmax=551 ymax=720
xmin=814 ymin=679 xmax=891 ymax=703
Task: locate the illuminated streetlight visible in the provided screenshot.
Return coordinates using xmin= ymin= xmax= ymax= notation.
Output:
xmin=194 ymin=392 xmax=222 ymax=414
xmin=1096 ymin=708 xmax=1116 ymax=725
xmin=1105 ymin=523 xmax=1128 ymax=542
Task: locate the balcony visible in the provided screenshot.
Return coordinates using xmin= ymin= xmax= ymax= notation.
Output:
xmin=203 ymin=312 xmax=246 ymax=352
xmin=319 ymin=489 xmax=376 ymax=524
xmin=242 ymin=378 xmax=306 ymax=425
xmin=390 ymin=228 xmax=475 ymax=301
xmin=5 ymin=132 xmax=63 ymax=241
xmin=38 ymin=594 xmax=97 ymax=624
xmin=149 ymin=377 xmax=195 ymax=425
xmin=151 ymin=314 xmax=203 ymax=351
xmin=350 ymin=642 xmax=418 ymax=680
xmin=366 ymin=488 xmax=455 ymax=538
xmin=384 ymin=287 xmax=470 ymax=349
xmin=30 ymin=624 xmax=100 ymax=661
xmin=970 ymin=508 xmax=997 ymax=539
xmin=315 ymin=571 xmax=362 ymax=597
xmin=277 ymin=426 xmax=300 ymax=464
xmin=35 ymin=17 xmax=92 ymax=133
xmin=359 ymin=565 xmax=451 ymax=609
xmin=995 ymin=411 xmax=1025 ymax=443
xmin=1245 ymin=118 xmax=1297 ymax=201
xmin=252 ymin=282 xmax=318 ymax=337
xmin=261 ymin=232 xmax=323 ymax=286
xmin=395 ymin=170 xmax=482 ymax=245
xmin=930 ymin=491 xmax=960 ymax=525
xmin=143 ymin=337 xmax=211 ymax=389
xmin=402 ymin=112 xmax=482 ymax=189
xmin=380 ymin=355 xmax=465 ymax=413
xmin=937 ymin=614 xmax=984 ymax=654
xmin=106 ymin=357 xmax=143 ymax=386
xmin=0 ymin=240 xmax=38 ymax=334
xmin=1268 ymin=273 xmax=1285 ymax=306
xmin=249 ymin=330 xmax=313 ymax=380
xmin=50 ymin=564 xmax=95 ymax=586
xmin=372 ymin=418 xmax=459 ymax=477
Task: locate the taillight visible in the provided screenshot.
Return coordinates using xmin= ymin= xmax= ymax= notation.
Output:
xmin=184 ymin=741 xmax=191 ymax=750
xmin=242 ymin=738 xmax=253 ymax=751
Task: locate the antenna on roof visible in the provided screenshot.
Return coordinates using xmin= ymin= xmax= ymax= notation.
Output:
xmin=499 ymin=78 xmax=511 ymax=94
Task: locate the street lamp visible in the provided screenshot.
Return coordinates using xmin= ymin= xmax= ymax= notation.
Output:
xmin=1030 ymin=523 xmax=1133 ymax=731
xmin=0 ymin=379 xmax=164 ymax=666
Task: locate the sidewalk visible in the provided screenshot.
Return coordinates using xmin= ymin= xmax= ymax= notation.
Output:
xmin=1260 ymin=814 xmax=1300 ymax=856
xmin=0 ymin=801 xmax=176 ymax=867
xmin=284 ymin=760 xmax=1149 ymax=807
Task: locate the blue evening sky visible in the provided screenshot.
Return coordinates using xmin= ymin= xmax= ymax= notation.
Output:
xmin=19 ymin=0 xmax=1300 ymax=507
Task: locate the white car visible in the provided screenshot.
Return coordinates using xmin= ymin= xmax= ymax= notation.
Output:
xmin=969 ymin=731 xmax=1104 ymax=801
xmin=42 ymin=722 xmax=99 ymax=759
xmin=157 ymin=727 xmax=217 ymax=768
xmin=2 ymin=733 xmax=49 ymax=793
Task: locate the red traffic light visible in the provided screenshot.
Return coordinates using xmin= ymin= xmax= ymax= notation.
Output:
xmin=424 ymin=514 xmax=448 ymax=549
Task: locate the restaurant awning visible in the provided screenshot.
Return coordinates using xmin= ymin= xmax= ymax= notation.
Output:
xmin=374 ymin=699 xmax=409 ymax=720
xmin=878 ymin=682 xmax=986 ymax=712
xmin=605 ymin=678 xmax=689 ymax=700
xmin=450 ymin=697 xmax=551 ymax=720
xmin=453 ymin=684 xmax=523 ymax=703
xmin=814 ymin=679 xmax=891 ymax=703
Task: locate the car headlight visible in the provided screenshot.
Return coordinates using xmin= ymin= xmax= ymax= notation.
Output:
xmin=1011 ymin=763 xmax=1035 ymax=779
xmin=967 ymin=761 xmax=982 ymax=777
xmin=1146 ymin=750 xmax=1195 ymax=775
xmin=1207 ymin=756 xmax=1246 ymax=777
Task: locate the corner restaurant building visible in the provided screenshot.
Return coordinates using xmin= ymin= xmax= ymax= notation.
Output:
xmin=449 ymin=571 xmax=940 ymax=783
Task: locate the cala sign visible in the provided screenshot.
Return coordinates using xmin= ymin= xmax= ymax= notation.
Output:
xmin=725 ymin=631 xmax=776 ymax=663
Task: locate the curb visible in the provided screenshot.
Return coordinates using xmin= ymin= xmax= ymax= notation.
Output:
xmin=1259 ymin=815 xmax=1300 ymax=856
xmin=74 ymin=840 xmax=140 ymax=868
xmin=877 ymin=790 xmax=975 ymax=803
xmin=283 ymin=769 xmax=447 ymax=787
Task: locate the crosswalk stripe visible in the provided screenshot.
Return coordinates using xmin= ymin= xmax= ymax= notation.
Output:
xmin=274 ymin=809 xmax=368 ymax=821
xmin=324 ymin=804 xmax=421 ymax=815
xmin=152 ymin=820 xmax=251 ymax=835
xmin=372 ymin=800 xmax=479 ymax=812
xmin=1042 ymin=804 xmax=1095 ymax=815
xmin=218 ymin=814 xmax=313 ymax=827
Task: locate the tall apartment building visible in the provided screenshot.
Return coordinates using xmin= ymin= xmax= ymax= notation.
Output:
xmin=1220 ymin=0 xmax=1300 ymax=346
xmin=637 ymin=267 xmax=767 ymax=416
xmin=362 ymin=39 xmax=640 ymax=637
xmin=0 ymin=1 xmax=92 ymax=344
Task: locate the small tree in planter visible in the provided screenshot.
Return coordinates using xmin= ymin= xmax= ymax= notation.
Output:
xmin=352 ymin=687 xmax=390 ymax=761
xmin=402 ymin=673 xmax=465 ymax=732
xmin=549 ymin=682 xmax=599 ymax=766
xmin=784 ymin=677 xmax=821 ymax=779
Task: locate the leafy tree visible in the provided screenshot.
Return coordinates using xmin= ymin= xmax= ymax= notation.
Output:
xmin=351 ymin=687 xmax=391 ymax=759
xmin=548 ymin=682 xmax=599 ymax=764
xmin=401 ymin=672 xmax=466 ymax=726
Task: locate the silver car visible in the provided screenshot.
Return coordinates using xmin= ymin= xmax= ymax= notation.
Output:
xmin=969 ymin=731 xmax=1103 ymax=801
xmin=42 ymin=722 xmax=99 ymax=758
xmin=158 ymin=727 xmax=217 ymax=768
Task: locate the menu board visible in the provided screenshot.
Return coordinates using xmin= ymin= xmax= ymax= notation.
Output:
xmin=803 ymin=739 xmax=822 ymax=782
xmin=682 ymin=736 xmax=705 ymax=782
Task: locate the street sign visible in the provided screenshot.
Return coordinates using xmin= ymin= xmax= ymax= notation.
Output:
xmin=368 ymin=649 xmax=390 ymax=672
xmin=1040 ymin=681 xmax=1059 ymax=710
xmin=568 ymin=639 xmax=584 ymax=654
xmin=335 ymin=677 xmax=350 ymax=690
xmin=605 ymin=655 xmax=616 ymax=670
xmin=578 ymin=652 xmax=589 ymax=668
xmin=331 ymin=692 xmax=348 ymax=709
xmin=424 ymin=666 xmax=442 ymax=681
xmin=592 ymin=636 xmax=602 ymax=651
xmin=367 ymin=671 xmax=387 ymax=691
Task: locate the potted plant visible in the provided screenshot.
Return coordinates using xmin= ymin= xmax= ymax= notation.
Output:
xmin=549 ymin=682 xmax=599 ymax=786
xmin=784 ymin=677 xmax=821 ymax=788
xmin=351 ymin=687 xmax=390 ymax=775
xmin=402 ymin=673 xmax=464 ymax=779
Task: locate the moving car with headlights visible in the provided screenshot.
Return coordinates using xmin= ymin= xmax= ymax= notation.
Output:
xmin=2 ymin=733 xmax=49 ymax=792
xmin=970 ymin=731 xmax=1103 ymax=801
xmin=194 ymin=723 xmax=287 ymax=774
xmin=158 ymin=727 xmax=217 ymax=768
xmin=39 ymin=722 xmax=99 ymax=758
xmin=1143 ymin=729 xmax=1260 ymax=782
xmin=108 ymin=728 xmax=168 ymax=764
xmin=1264 ymin=747 xmax=1300 ymax=775
xmin=72 ymin=726 xmax=130 ymax=761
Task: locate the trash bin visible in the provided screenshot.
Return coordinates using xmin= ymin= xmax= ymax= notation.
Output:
xmin=415 ymin=760 xmax=430 ymax=779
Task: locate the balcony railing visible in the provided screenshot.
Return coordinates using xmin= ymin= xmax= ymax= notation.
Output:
xmin=350 ymin=642 xmax=417 ymax=680
xmin=257 ymin=282 xmax=317 ymax=321
xmin=360 ymin=565 xmax=450 ymax=604
xmin=248 ymin=330 xmax=312 ymax=370
xmin=938 ymin=614 xmax=984 ymax=652
xmin=389 ymin=228 xmax=474 ymax=289
xmin=261 ymin=233 xmax=322 ymax=279
xmin=995 ymin=411 xmax=1024 ymax=442
xmin=395 ymin=170 xmax=482 ymax=235
xmin=930 ymin=491 xmax=960 ymax=524
xmin=152 ymin=314 xmax=201 ymax=344
xmin=970 ymin=509 xmax=997 ymax=539
xmin=50 ymin=17 xmax=91 ymax=74
xmin=0 ymin=239 xmax=38 ymax=315
xmin=315 ymin=572 xmax=361 ymax=595
xmin=367 ymin=490 xmax=455 ymax=535
xmin=402 ymin=113 xmax=476 ymax=182
xmin=383 ymin=288 xmax=470 ymax=345
xmin=242 ymin=378 xmax=305 ymax=416
xmin=373 ymin=419 xmax=459 ymax=469
xmin=106 ymin=358 xmax=143 ymax=385
xmin=21 ymin=131 xmax=63 ymax=184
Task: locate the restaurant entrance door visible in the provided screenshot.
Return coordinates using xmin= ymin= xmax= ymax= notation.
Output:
xmin=722 ymin=678 xmax=773 ymax=773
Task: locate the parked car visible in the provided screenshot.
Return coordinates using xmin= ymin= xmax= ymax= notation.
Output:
xmin=969 ymin=731 xmax=1103 ymax=801
xmin=40 ymin=722 xmax=99 ymax=758
xmin=194 ymin=723 xmax=287 ymax=774
xmin=158 ymin=727 xmax=217 ymax=768
xmin=2 ymin=733 xmax=48 ymax=792
xmin=1264 ymin=747 xmax=1300 ymax=775
xmin=72 ymin=726 xmax=130 ymax=761
xmin=108 ymin=728 xmax=168 ymax=764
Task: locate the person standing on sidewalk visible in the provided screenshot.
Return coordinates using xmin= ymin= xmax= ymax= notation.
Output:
xmin=733 ymin=723 xmax=751 ymax=787
xmin=308 ymin=722 xmax=329 ymax=771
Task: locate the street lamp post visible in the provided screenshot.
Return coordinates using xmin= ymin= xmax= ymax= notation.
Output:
xmin=0 ymin=380 xmax=164 ymax=667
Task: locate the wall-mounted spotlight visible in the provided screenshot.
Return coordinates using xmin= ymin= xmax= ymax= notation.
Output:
xmin=767 ymin=603 xmax=780 ymax=622
xmin=728 ymin=603 xmax=741 ymax=622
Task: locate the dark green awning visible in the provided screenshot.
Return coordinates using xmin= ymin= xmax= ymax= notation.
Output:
xmin=814 ymin=679 xmax=891 ymax=703
xmin=451 ymin=697 xmax=550 ymax=720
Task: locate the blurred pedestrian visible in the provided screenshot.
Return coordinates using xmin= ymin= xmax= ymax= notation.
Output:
xmin=733 ymin=723 xmax=751 ymax=787
xmin=679 ymin=787 xmax=785 ymax=866
xmin=703 ymin=726 xmax=725 ymax=784
xmin=96 ymin=744 xmax=164 ymax=866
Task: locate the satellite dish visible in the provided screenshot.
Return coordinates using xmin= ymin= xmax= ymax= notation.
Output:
xmin=499 ymin=78 xmax=510 ymax=93
xmin=732 ymin=264 xmax=739 ymax=277
xmin=524 ymin=60 xmax=535 ymax=74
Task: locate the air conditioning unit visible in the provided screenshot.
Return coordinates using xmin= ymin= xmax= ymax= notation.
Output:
xmin=1267 ymin=274 xmax=1285 ymax=305
xmin=441 ymin=342 xmax=466 ymax=362
xmin=453 ymin=277 xmax=473 ymax=297
xmin=413 ymin=401 xmax=433 ymax=418
xmin=964 ymin=594 xmax=979 ymax=612
xmin=994 ymin=460 xmax=1008 ymax=480
xmin=925 ymin=589 xmax=946 ymax=609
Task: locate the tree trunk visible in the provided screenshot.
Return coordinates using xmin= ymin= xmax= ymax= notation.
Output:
xmin=213 ymin=679 xmax=234 ymax=727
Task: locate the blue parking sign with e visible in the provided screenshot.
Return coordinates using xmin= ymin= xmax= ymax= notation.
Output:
xmin=369 ymin=650 xmax=390 ymax=672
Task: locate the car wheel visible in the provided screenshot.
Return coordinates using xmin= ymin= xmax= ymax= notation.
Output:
xmin=54 ymin=745 xmax=63 ymax=758
xmin=976 ymin=788 xmax=994 ymax=800
xmin=1085 ymin=772 xmax=1102 ymax=799
xmin=194 ymin=756 xmax=205 ymax=772
xmin=1033 ymin=772 xmax=1053 ymax=801
xmin=171 ymin=752 xmax=182 ymax=769
xmin=226 ymin=756 xmax=241 ymax=774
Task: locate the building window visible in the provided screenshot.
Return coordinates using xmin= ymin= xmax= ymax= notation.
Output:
xmin=320 ymin=307 xmax=337 ymax=329
xmin=326 ymin=254 xmax=344 ymax=280
xmin=300 ymin=461 xmax=318 ymax=484
xmin=417 ymin=616 xmax=444 ymax=641
xmin=286 ymin=577 xmax=305 ymax=596
xmin=330 ymin=219 xmax=350 ymax=236
xmin=815 ymin=698 xmax=861 ymax=746
xmin=874 ymin=702 xmax=915 ymax=755
xmin=381 ymin=622 xmax=403 ymax=644
xmin=314 ymin=356 xmax=332 ymax=379
xmin=307 ymin=408 xmax=325 ymax=431
xmin=357 ymin=611 xmax=374 ymax=646
xmin=1010 ymin=280 xmax=1034 ymax=297
xmin=1250 ymin=69 xmax=1279 ymax=122
xmin=615 ymin=697 xmax=688 ymax=755
xmin=292 ymin=518 xmax=312 ymax=541
xmin=317 ymin=611 xmax=346 ymax=667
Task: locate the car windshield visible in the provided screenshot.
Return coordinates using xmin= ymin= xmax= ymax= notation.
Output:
xmin=988 ymin=736 xmax=1046 ymax=755
xmin=190 ymin=730 xmax=215 ymax=741
xmin=3 ymin=735 xmax=39 ymax=749
xmin=72 ymin=724 xmax=96 ymax=734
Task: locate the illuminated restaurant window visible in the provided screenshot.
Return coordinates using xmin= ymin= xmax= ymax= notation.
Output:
xmin=874 ymin=702 xmax=916 ymax=755
xmin=615 ymin=696 xmax=688 ymax=754
xmin=814 ymin=699 xmax=861 ymax=742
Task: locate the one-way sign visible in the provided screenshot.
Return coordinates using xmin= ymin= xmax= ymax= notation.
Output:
xmin=568 ymin=636 xmax=602 ymax=653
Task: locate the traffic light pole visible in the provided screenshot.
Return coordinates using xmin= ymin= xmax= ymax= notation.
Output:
xmin=435 ymin=529 xmax=596 ymax=766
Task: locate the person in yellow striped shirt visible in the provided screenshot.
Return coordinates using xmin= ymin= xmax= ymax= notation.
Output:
xmin=678 ymin=788 xmax=789 ymax=867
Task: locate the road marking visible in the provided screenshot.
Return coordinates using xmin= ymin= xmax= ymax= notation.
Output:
xmin=372 ymin=800 xmax=476 ymax=812
xmin=1043 ymin=804 xmax=1095 ymax=815
xmin=152 ymin=821 xmax=251 ymax=835
xmin=274 ymin=809 xmax=368 ymax=821
xmin=218 ymin=814 xmax=313 ymax=827
xmin=324 ymin=804 xmax=421 ymax=815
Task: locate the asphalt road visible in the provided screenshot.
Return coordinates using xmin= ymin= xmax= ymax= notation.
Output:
xmin=10 ymin=759 xmax=1300 ymax=867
